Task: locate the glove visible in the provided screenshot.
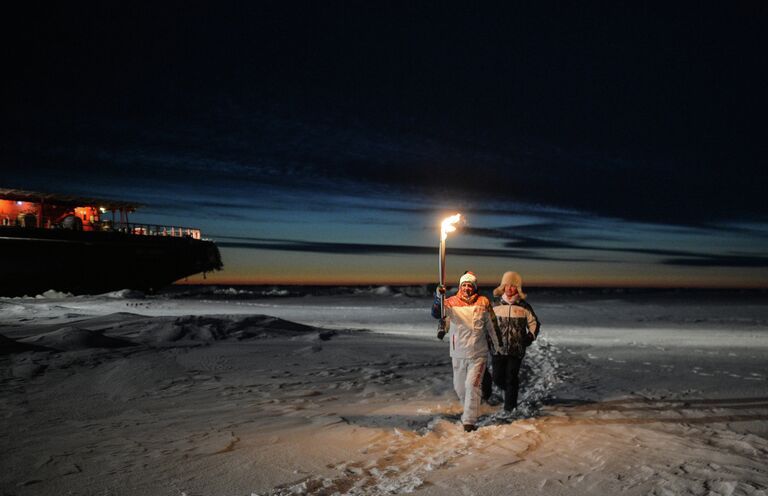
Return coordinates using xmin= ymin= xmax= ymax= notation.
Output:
xmin=437 ymin=317 xmax=447 ymax=340
xmin=435 ymin=284 xmax=446 ymax=297
xmin=523 ymin=331 xmax=534 ymax=347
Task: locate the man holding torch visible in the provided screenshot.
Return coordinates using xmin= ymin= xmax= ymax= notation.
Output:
xmin=431 ymin=215 xmax=500 ymax=432
xmin=432 ymin=271 xmax=499 ymax=431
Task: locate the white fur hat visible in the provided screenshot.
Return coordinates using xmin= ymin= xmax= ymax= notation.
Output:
xmin=493 ymin=271 xmax=526 ymax=298
xmin=459 ymin=271 xmax=478 ymax=289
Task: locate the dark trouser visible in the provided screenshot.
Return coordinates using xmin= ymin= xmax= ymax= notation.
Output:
xmin=481 ymin=367 xmax=493 ymax=400
xmin=491 ymin=354 xmax=523 ymax=411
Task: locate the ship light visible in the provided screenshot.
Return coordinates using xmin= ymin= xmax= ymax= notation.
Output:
xmin=99 ymin=207 xmax=107 ymax=213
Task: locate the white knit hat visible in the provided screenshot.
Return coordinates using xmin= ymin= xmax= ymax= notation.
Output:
xmin=493 ymin=271 xmax=526 ymax=298
xmin=459 ymin=271 xmax=478 ymax=289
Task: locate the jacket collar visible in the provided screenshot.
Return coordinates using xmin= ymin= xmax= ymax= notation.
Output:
xmin=459 ymin=292 xmax=479 ymax=305
xmin=501 ymin=294 xmax=520 ymax=305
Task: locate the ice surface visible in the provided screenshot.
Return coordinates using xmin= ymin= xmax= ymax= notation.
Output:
xmin=1 ymin=287 xmax=767 ymax=495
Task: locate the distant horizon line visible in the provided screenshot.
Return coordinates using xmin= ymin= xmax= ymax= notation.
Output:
xmin=175 ymin=281 xmax=768 ymax=290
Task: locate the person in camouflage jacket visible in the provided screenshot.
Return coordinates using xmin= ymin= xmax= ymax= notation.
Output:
xmin=490 ymin=271 xmax=540 ymax=413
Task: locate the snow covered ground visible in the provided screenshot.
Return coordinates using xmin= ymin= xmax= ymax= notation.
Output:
xmin=1 ymin=287 xmax=767 ymax=495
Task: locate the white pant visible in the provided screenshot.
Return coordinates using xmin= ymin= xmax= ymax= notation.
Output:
xmin=452 ymin=356 xmax=487 ymax=425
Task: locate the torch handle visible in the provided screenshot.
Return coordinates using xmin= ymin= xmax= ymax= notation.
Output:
xmin=437 ymin=213 xmax=460 ymax=341
xmin=439 ymin=239 xmax=446 ymax=318
xmin=437 ymin=239 xmax=447 ymax=339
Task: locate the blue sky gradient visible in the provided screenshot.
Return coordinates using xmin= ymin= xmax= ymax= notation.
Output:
xmin=4 ymin=2 xmax=767 ymax=287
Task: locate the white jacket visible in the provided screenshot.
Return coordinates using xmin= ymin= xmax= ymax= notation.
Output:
xmin=444 ymin=293 xmax=499 ymax=359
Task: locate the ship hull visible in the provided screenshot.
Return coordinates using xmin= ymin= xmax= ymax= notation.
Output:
xmin=0 ymin=227 xmax=223 ymax=296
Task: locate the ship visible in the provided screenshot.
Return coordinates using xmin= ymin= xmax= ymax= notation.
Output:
xmin=0 ymin=188 xmax=223 ymax=297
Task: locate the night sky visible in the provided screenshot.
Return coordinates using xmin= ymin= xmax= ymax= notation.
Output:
xmin=4 ymin=2 xmax=767 ymax=287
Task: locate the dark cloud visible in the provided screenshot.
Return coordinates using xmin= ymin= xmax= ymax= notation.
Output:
xmin=213 ymin=236 xmax=585 ymax=262
xmin=216 ymin=230 xmax=768 ymax=269
xmin=463 ymin=224 xmax=763 ymax=263
xmin=228 ymin=234 xmax=768 ymax=270
xmin=663 ymin=255 xmax=768 ymax=268
xmin=4 ymin=3 xmax=767 ymax=228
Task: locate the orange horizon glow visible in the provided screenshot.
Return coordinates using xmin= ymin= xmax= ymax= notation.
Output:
xmin=176 ymin=243 xmax=768 ymax=290
xmin=178 ymin=274 xmax=768 ymax=289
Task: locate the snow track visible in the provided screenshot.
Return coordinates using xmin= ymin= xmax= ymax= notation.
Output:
xmin=257 ymin=337 xmax=562 ymax=496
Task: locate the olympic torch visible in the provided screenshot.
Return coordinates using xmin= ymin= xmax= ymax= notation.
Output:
xmin=437 ymin=213 xmax=461 ymax=340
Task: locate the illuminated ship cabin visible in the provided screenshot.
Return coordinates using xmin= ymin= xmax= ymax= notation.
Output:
xmin=0 ymin=188 xmax=201 ymax=239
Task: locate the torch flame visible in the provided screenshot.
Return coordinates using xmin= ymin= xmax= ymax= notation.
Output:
xmin=440 ymin=213 xmax=462 ymax=241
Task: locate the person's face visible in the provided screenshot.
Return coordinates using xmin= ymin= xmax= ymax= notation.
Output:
xmin=460 ymin=281 xmax=476 ymax=297
xmin=504 ymin=284 xmax=518 ymax=298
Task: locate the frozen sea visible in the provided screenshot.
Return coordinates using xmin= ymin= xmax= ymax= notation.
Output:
xmin=1 ymin=285 xmax=767 ymax=495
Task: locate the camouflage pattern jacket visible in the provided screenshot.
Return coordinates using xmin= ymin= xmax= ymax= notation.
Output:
xmin=491 ymin=295 xmax=540 ymax=358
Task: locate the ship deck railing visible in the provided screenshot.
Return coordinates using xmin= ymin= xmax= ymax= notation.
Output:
xmin=112 ymin=223 xmax=202 ymax=240
xmin=0 ymin=221 xmax=203 ymax=240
